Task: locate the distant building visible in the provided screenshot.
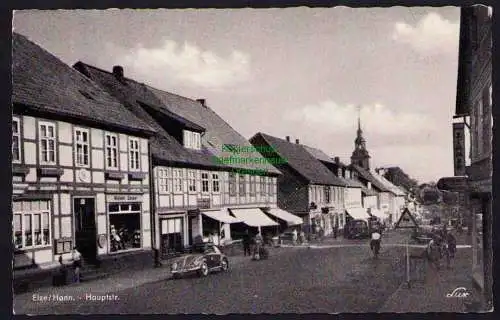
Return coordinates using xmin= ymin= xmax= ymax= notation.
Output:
xmin=250 ymin=134 xmax=347 ymax=237
xmin=376 ymin=167 xmax=418 ymax=194
xmin=454 ymin=5 xmax=492 ymax=306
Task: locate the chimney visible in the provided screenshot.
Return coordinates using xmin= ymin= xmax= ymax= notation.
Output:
xmin=334 ymin=157 xmax=340 ymax=164
xmin=285 ymin=136 xmax=290 ymax=142
xmin=196 ymin=99 xmax=206 ymax=107
xmin=112 ymin=65 xmax=124 ymax=81
xmin=295 ymin=139 xmax=300 ymax=144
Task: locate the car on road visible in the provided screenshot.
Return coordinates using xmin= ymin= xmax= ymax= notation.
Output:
xmin=344 ymin=219 xmax=370 ymax=239
xmin=170 ymin=243 xmax=229 ymax=278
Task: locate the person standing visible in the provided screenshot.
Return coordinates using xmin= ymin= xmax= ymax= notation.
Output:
xmin=292 ymin=228 xmax=298 ymax=245
xmin=254 ymin=232 xmax=263 ymax=260
xmin=242 ymin=229 xmax=251 ymax=256
xmin=71 ymin=246 xmax=82 ymax=283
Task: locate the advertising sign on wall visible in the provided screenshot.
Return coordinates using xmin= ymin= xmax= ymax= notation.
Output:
xmin=453 ymin=123 xmax=466 ymax=176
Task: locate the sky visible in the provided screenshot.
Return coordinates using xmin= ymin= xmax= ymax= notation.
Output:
xmin=13 ymin=7 xmax=462 ymax=183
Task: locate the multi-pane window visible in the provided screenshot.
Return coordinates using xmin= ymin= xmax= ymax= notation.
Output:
xmin=268 ymin=177 xmax=274 ymax=195
xmin=173 ymin=169 xmax=183 ymax=192
xmin=325 ymin=186 xmax=331 ymax=203
xmin=157 ymin=168 xmax=169 ymax=193
xmin=129 ymin=138 xmax=140 ymax=171
xmin=239 ymin=174 xmax=246 ymax=196
xmin=105 ymin=133 xmax=118 ymax=169
xmin=39 ymin=122 xmax=56 ymax=164
xmin=13 ymin=201 xmax=51 ymax=250
xmin=212 ymin=173 xmax=220 ymax=193
xmin=249 ymin=176 xmax=256 ymax=195
xmin=229 ymin=173 xmax=236 ymax=196
xmin=183 ymin=130 xmax=202 ymax=150
xmin=74 ymin=128 xmax=89 ymax=167
xmin=260 ymin=176 xmax=266 ymax=196
xmin=188 ymin=170 xmax=197 ymax=192
xmin=201 ymin=172 xmax=210 ymax=193
xmin=12 ymin=118 xmax=20 ymax=162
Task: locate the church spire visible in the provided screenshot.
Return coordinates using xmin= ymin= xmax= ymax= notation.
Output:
xmin=351 ymin=105 xmax=371 ymax=170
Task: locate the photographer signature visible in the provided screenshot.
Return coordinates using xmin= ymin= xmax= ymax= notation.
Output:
xmin=446 ymin=287 xmax=470 ymax=298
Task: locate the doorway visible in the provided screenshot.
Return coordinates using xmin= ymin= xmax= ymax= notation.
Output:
xmin=73 ymin=197 xmax=97 ymax=264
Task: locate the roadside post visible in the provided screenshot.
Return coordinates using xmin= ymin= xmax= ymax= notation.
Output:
xmin=406 ymin=240 xmax=410 ymax=288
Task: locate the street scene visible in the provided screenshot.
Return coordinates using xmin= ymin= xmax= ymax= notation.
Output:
xmin=12 ymin=5 xmax=492 ymax=314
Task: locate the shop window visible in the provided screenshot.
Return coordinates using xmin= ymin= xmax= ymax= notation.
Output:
xmin=74 ymin=127 xmax=89 ymax=167
xmin=201 ymin=172 xmax=210 ymax=193
xmin=212 ymin=173 xmax=220 ymax=193
xmin=108 ymin=203 xmax=142 ymax=252
xmin=173 ymin=169 xmax=183 ymax=193
xmin=12 ymin=117 xmax=21 ymax=163
xmin=325 ymin=187 xmax=331 ymax=203
xmin=105 ymin=133 xmax=118 ymax=169
xmin=129 ymin=137 xmax=140 ymax=171
xmin=13 ymin=201 xmax=51 ymax=250
xmin=229 ymin=173 xmax=236 ymax=196
xmin=39 ymin=122 xmax=56 ymax=165
xmin=161 ymin=218 xmax=184 ymax=256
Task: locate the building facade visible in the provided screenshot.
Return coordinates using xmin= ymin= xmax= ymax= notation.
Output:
xmin=75 ymin=63 xmax=282 ymax=258
xmin=454 ymin=5 xmax=492 ymax=306
xmin=250 ymin=134 xmax=347 ymax=237
xmin=12 ymin=33 xmax=155 ymax=269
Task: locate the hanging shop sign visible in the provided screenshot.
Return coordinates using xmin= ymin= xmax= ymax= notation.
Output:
xmin=453 ymin=123 xmax=466 ymax=176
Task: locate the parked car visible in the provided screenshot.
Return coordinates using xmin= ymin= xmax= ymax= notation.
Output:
xmin=344 ymin=219 xmax=370 ymax=239
xmin=170 ymin=243 xmax=229 ymax=278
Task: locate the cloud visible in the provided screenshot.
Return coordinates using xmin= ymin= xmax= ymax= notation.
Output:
xmin=117 ymin=40 xmax=251 ymax=90
xmin=392 ymin=12 xmax=459 ymax=56
xmin=284 ymin=101 xmax=437 ymax=138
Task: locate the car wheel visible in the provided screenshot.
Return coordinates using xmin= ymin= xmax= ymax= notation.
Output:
xmin=220 ymin=258 xmax=229 ymax=272
xmin=198 ymin=263 xmax=209 ymax=277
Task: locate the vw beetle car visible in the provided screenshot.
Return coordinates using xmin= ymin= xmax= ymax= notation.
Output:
xmin=170 ymin=243 xmax=229 ymax=278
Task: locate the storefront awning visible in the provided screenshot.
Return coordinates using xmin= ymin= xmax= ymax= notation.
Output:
xmin=202 ymin=210 xmax=243 ymax=224
xmin=370 ymin=209 xmax=388 ymax=220
xmin=263 ymin=208 xmax=303 ymax=226
xmin=346 ymin=208 xmax=370 ymax=220
xmin=229 ymin=208 xmax=279 ymax=227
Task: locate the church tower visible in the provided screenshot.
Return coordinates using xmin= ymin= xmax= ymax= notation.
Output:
xmin=350 ymin=107 xmax=371 ymax=170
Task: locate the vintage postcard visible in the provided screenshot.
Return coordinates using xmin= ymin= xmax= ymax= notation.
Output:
xmin=11 ymin=6 xmax=493 ymax=314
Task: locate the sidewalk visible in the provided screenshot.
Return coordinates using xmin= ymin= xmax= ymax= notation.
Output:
xmin=378 ymin=248 xmax=487 ymax=313
xmin=14 ymin=249 xmax=274 ymax=306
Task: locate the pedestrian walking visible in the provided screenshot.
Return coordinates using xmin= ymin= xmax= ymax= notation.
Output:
xmin=445 ymin=232 xmax=457 ymax=269
xmin=299 ymin=230 xmax=306 ymax=244
xmin=253 ymin=232 xmax=263 ymax=260
xmin=292 ymin=228 xmax=298 ymax=245
xmin=71 ymin=246 xmax=82 ymax=283
xmin=242 ymin=229 xmax=251 ymax=256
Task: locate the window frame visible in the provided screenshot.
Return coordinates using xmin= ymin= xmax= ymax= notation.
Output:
xmin=188 ymin=170 xmax=197 ymax=193
xmin=173 ymin=168 xmax=184 ymax=193
xmin=12 ymin=117 xmax=21 ymax=163
xmin=229 ymin=172 xmax=236 ymax=196
xmin=239 ymin=174 xmax=246 ymax=197
xmin=38 ymin=121 xmax=57 ymax=165
xmin=260 ymin=176 xmax=266 ymax=196
xmin=74 ymin=127 xmax=90 ymax=168
xmin=105 ymin=132 xmax=119 ymax=170
xmin=325 ymin=186 xmax=331 ymax=204
xmin=128 ymin=137 xmax=141 ymax=171
xmin=13 ymin=206 xmax=52 ymax=251
xmin=212 ymin=173 xmax=220 ymax=193
xmin=201 ymin=172 xmax=210 ymax=193
xmin=249 ymin=175 xmax=256 ymax=196
xmin=157 ymin=167 xmax=170 ymax=194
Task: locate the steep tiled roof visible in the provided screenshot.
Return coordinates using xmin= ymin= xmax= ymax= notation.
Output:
xmin=73 ymin=62 xmax=223 ymax=169
xmin=374 ymin=174 xmax=407 ymax=196
xmin=350 ymin=164 xmax=390 ymax=192
xmin=146 ymin=86 xmax=280 ymax=175
xmin=251 ymin=133 xmax=347 ymax=186
xmin=302 ymin=145 xmax=361 ymax=188
xmin=12 ymin=33 xmax=154 ymax=135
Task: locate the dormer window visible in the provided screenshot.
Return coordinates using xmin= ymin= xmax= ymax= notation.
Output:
xmin=183 ymin=130 xmax=201 ymax=150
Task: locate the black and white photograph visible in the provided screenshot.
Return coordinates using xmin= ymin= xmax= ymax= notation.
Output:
xmin=11 ymin=5 xmax=493 ymax=314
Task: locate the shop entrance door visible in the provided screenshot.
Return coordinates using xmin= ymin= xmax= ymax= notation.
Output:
xmin=74 ymin=197 xmax=97 ymax=264
xmin=160 ymin=218 xmax=184 ymax=258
